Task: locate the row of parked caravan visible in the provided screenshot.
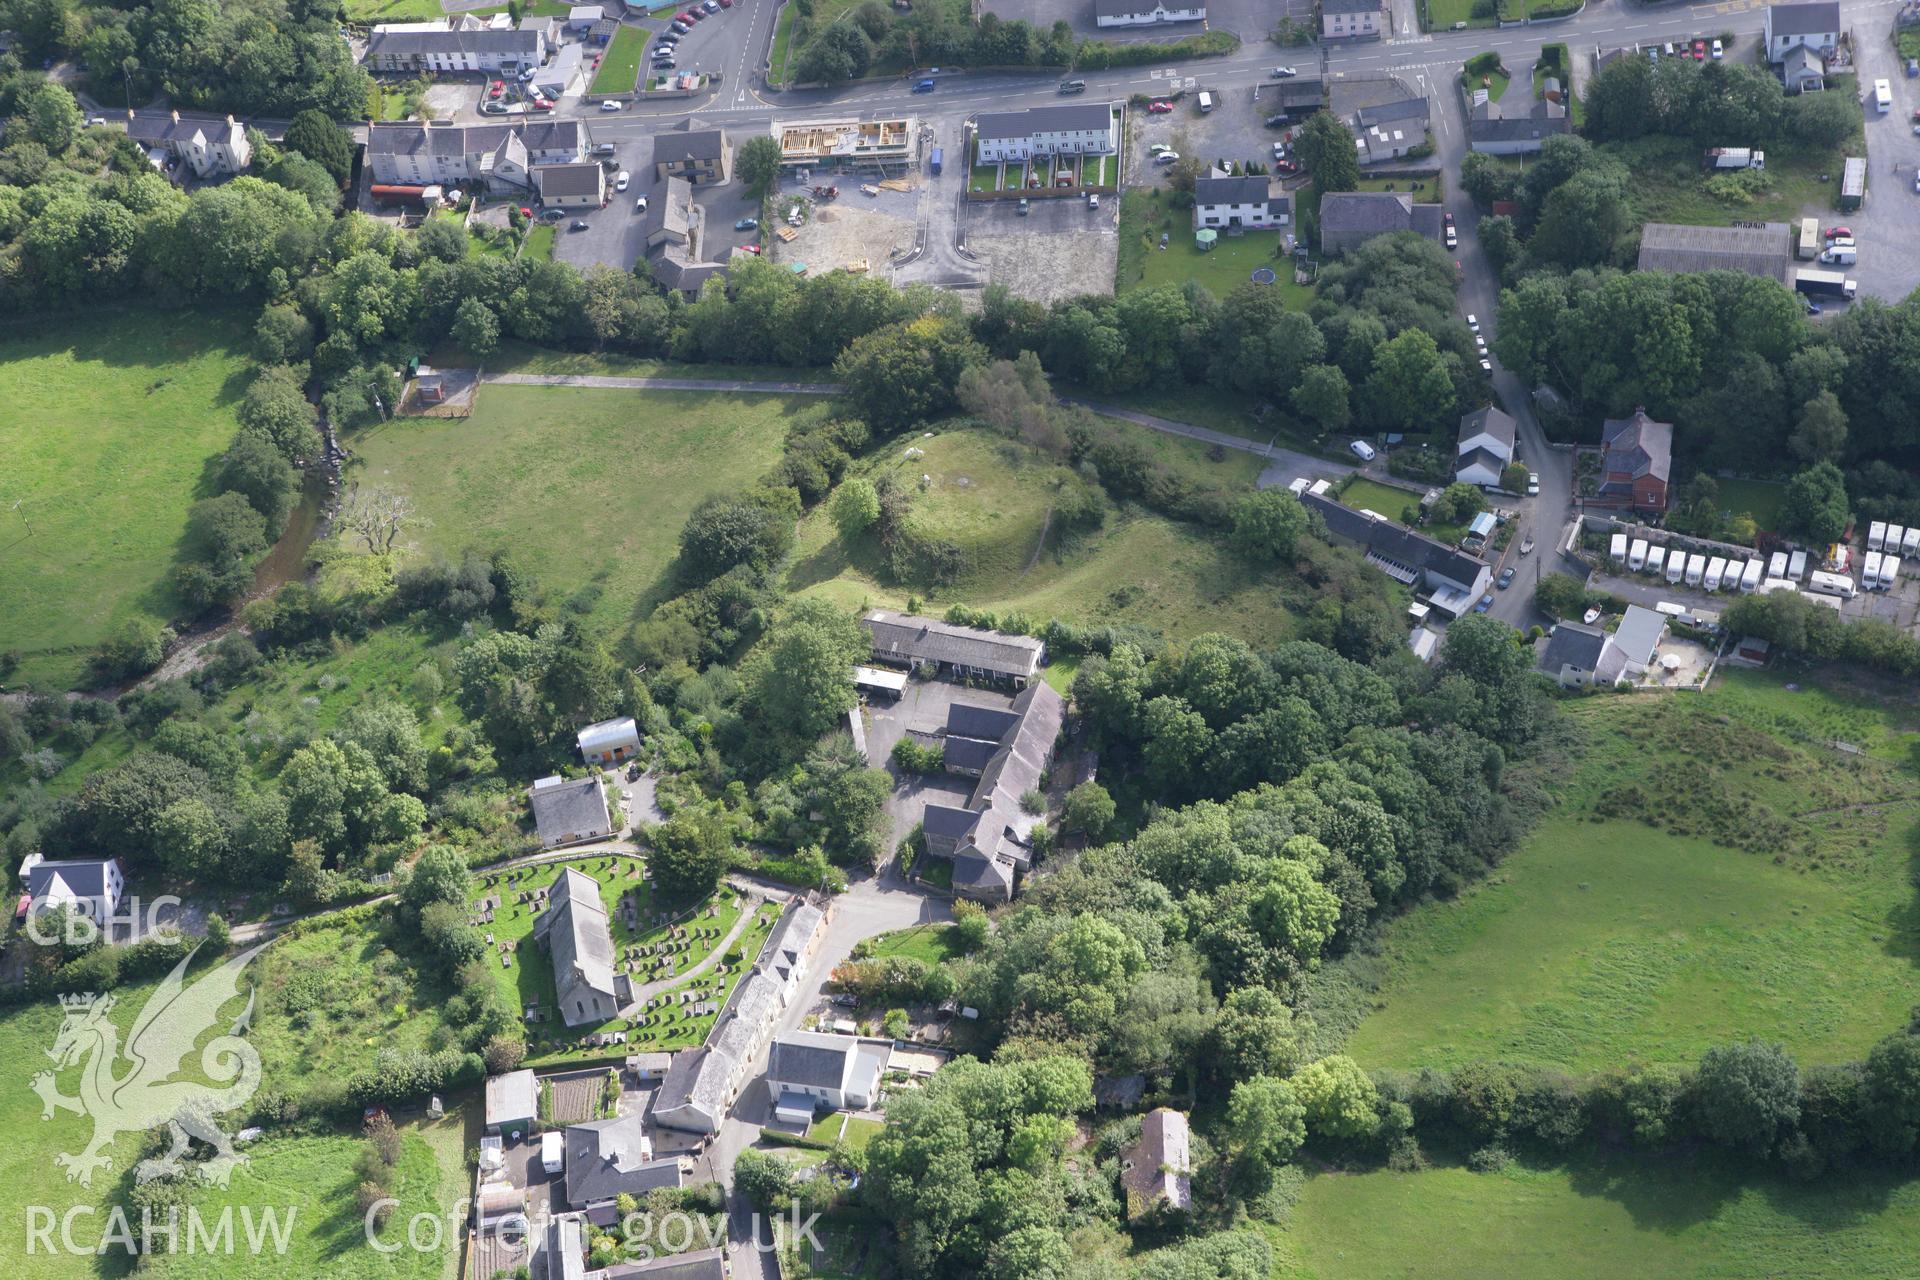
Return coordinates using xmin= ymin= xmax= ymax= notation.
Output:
xmin=1608 ymin=534 xmax=1875 ymax=600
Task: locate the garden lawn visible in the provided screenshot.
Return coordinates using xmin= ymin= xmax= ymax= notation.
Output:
xmin=1611 ymin=135 xmax=1856 ymax=224
xmin=1340 ymin=673 xmax=1920 ymax=1071
xmin=347 ymin=385 xmax=803 ymax=639
xmin=1117 ymin=190 xmax=1312 ymax=307
xmin=589 ymin=25 xmax=649 ymax=95
xmin=1459 ymin=65 xmax=1511 ymax=102
xmin=1270 ymin=1154 xmax=1920 ymax=1280
xmin=460 ymin=339 xmax=815 ymax=383
xmin=0 ymin=310 xmax=255 ymax=688
xmin=1338 ymin=477 xmax=1428 ymax=522
xmin=1715 ymin=477 xmax=1788 ymax=533
xmin=521 ymin=223 xmax=556 ymax=262
xmin=768 ymin=2 xmax=800 ymax=84
xmin=863 ymin=923 xmax=963 ymax=966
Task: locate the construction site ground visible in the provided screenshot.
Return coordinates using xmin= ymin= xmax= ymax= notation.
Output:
xmin=963 ymin=194 xmax=1119 ymax=303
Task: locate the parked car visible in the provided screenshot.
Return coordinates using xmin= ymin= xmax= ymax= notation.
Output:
xmin=1445 ymin=225 xmax=1458 ymax=248
xmin=570 ymin=220 xmax=590 ymax=230
xmin=1058 ymin=79 xmax=1087 ymax=94
xmin=1479 ymin=356 xmax=1493 ymax=372
xmin=1154 ymin=151 xmax=1180 ymax=164
xmin=1348 ymin=439 xmax=1377 ymax=461
xmin=1148 ymin=142 xmax=1173 ymax=154
xmin=1148 ymin=99 xmax=1173 ymax=113
xmin=1692 ymin=38 xmax=1706 ymax=59
xmin=1827 ymin=235 xmax=1855 ymax=248
xmin=600 ymin=99 xmax=623 ymax=111
xmin=1466 ymin=313 xmax=1480 ymax=332
xmin=1711 ymin=37 xmax=1724 ymax=58
xmin=1519 ymin=535 xmax=1535 ymax=556
xmin=1825 ymin=225 xmax=1852 ymax=239
xmin=1527 ymin=473 xmax=1540 ymax=496
xmin=636 ymin=195 xmax=649 ymax=212
xmin=480 ymin=101 xmax=507 ymax=114
xmin=1270 ymin=66 xmax=1297 ymax=78
xmin=530 ymin=98 xmax=553 ymax=110
xmin=913 ymin=78 xmax=936 ymax=92
xmin=520 ymin=67 xmax=538 ymax=80
xmin=615 ymin=170 xmax=630 ymax=191
xmin=1474 ymin=593 xmax=1495 ymax=613
xmin=1265 ymin=113 xmax=1289 ymax=127
xmin=1088 ymin=192 xmax=1100 ymax=209
xmin=1017 ymin=197 xmax=1030 ymax=215
xmin=734 ymin=216 xmax=758 ymax=229
xmin=1274 ymin=159 xmax=1299 ymax=174
xmin=703 ymin=0 xmax=721 ymax=11
xmin=1497 ymin=567 xmax=1516 ymax=589
xmin=671 ymin=20 xmax=690 ymax=32
xmin=487 ymin=82 xmax=502 ymax=97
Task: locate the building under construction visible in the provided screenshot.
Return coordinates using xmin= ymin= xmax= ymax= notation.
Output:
xmin=770 ymin=116 xmax=920 ymax=177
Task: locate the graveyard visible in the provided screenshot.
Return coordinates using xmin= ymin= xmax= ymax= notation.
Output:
xmin=468 ymin=854 xmax=782 ymax=1067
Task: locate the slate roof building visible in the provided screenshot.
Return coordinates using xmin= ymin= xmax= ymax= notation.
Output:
xmin=484 ymin=1068 xmax=538 ymax=1132
xmin=1465 ymin=90 xmax=1570 ymax=155
xmin=1318 ymin=191 xmax=1444 ymax=255
xmin=597 ymin=1248 xmax=728 ymax=1280
xmin=529 ymin=775 xmax=616 ymax=849
xmin=1320 ymin=0 xmax=1384 ymax=40
xmin=1092 ymin=0 xmax=1206 ymax=25
xmin=1764 ymin=1 xmax=1841 ymax=61
xmin=1456 ymin=406 xmax=1517 ymax=487
xmin=364 ymin=23 xmax=545 ymax=72
xmin=1352 ymin=96 xmax=1429 ymax=164
xmin=536 ymin=160 xmax=606 ymax=207
xmin=765 ymin=1030 xmax=892 ymax=1122
xmin=918 ymin=681 xmax=1066 ymax=903
xmin=1121 ymin=1108 xmax=1193 ymax=1219
xmin=18 ymin=854 xmax=124 ymax=923
xmin=125 ymin=110 xmax=251 ymax=178
xmin=1301 ymin=489 xmax=1492 ymax=616
xmin=1594 ymin=407 xmax=1674 ymax=512
xmin=1636 ymin=221 xmax=1791 ymax=283
xmin=652 ymin=121 xmax=732 ymax=185
xmin=562 ymin=1114 xmax=684 ymax=1213
xmin=974 ymin=103 xmax=1118 ymax=164
xmin=861 ymin=610 xmax=1046 ymax=684
xmin=1537 ymin=621 xmax=1616 ymax=687
xmin=533 ymin=867 xmax=625 ymax=1025
xmin=1192 ymin=173 xmax=1292 ymax=230
xmin=651 ymin=899 xmax=829 ymax=1133
xmin=366 ymin=119 xmax=586 ymax=192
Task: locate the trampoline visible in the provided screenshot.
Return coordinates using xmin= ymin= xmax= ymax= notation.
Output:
xmin=1249 ymin=267 xmax=1277 ymax=284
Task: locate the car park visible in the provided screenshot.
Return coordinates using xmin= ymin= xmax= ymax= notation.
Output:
xmin=1148 ymin=100 xmax=1173 ymax=113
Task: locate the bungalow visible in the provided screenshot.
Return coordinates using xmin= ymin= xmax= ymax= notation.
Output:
xmin=1121 ymin=1108 xmax=1193 ymax=1219
xmin=536 ymin=160 xmax=606 ymax=207
xmin=1318 ymin=191 xmax=1444 ymax=255
xmin=18 ymin=854 xmax=124 ymax=924
xmin=533 ymin=866 xmax=627 ymax=1025
xmin=653 ymin=121 xmax=732 ymax=186
xmin=1320 ymin=0 xmax=1384 ymax=40
xmin=483 ymin=1068 xmax=538 ymax=1134
xmin=1455 ymin=405 xmax=1517 ymax=487
xmin=1092 ymin=0 xmax=1205 ymax=26
xmin=765 ymin=1031 xmax=892 ymax=1122
xmin=1763 ymin=1 xmax=1840 ymax=62
xmin=562 ymin=1114 xmax=684 ymax=1213
xmin=1352 ymin=97 xmax=1429 ymax=165
xmin=1192 ymin=173 xmax=1292 ymax=231
xmin=1301 ymin=489 xmax=1492 ymax=616
xmin=126 ymin=110 xmax=251 ymax=178
xmin=974 ymin=102 xmax=1117 ymax=165
xmin=1594 ymin=407 xmax=1673 ymax=513
xmin=1781 ymin=44 xmax=1827 ymax=92
xmin=861 ymin=609 xmax=1046 ymax=685
xmin=528 ymin=775 xmax=616 ymax=849
xmin=577 ymin=716 xmax=641 ymax=766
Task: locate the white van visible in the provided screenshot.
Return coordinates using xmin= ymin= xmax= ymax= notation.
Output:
xmin=1197 ymin=91 xmax=1215 ymax=113
xmin=1348 ymin=439 xmax=1376 ymax=461
xmin=1821 ymin=247 xmax=1857 ymax=266
xmin=1874 ymin=78 xmax=1893 ymax=113
xmin=541 ymin=1131 xmax=564 ymax=1175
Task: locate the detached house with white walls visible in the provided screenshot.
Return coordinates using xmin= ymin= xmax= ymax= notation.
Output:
xmin=974 ymin=103 xmax=1117 ymax=165
xmin=126 ymin=111 xmax=251 ymax=178
xmin=1320 ymin=0 xmax=1384 ymax=40
xmin=17 ymin=855 xmax=124 ymax=925
xmin=1192 ymin=174 xmax=1292 ymax=231
xmin=1763 ymin=1 xmax=1841 ymax=62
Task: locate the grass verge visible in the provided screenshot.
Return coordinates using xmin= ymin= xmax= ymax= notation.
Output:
xmin=589 ymin=25 xmax=650 ymax=96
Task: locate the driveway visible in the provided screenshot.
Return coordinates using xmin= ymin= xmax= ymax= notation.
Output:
xmin=1846 ymin=23 xmax=1920 ymax=304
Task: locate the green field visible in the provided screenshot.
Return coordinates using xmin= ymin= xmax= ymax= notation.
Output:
xmin=453 ymin=339 xmax=815 ymax=384
xmin=1341 ymin=672 xmax=1920 ymax=1071
xmin=0 ymin=311 xmax=255 ymax=688
xmin=589 ymin=25 xmax=649 ymax=96
xmin=1611 ymin=135 xmax=1857 ymax=225
xmin=1715 ymin=477 xmax=1789 ymax=533
xmin=348 ymin=385 xmax=803 ymax=640
xmin=861 ymin=923 xmax=963 ymax=966
xmin=473 ymin=854 xmax=780 ymax=1063
xmin=1272 ymin=1155 xmax=1920 ymax=1279
xmin=1117 ymin=190 xmax=1313 ymax=306
xmin=787 ymin=423 xmax=1327 ymax=646
xmin=521 ymin=223 xmax=556 ymax=263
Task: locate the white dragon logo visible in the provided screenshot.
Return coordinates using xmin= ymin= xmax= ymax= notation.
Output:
xmin=31 ymin=943 xmax=266 ymax=1189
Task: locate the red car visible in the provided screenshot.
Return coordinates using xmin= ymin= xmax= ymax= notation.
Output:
xmin=487 ymin=81 xmax=502 ymax=97
xmin=1825 ymin=225 xmax=1852 ymax=239
xmin=677 ymin=10 xmax=697 ymax=20
xmin=1274 ymin=159 xmax=1299 ymax=174
xmin=530 ymin=98 xmax=553 ymax=111
xmin=1692 ymin=39 xmax=1707 ymax=59
xmin=1147 ymin=100 xmax=1173 ymax=113
xmin=718 ymin=0 xmax=733 ymax=7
